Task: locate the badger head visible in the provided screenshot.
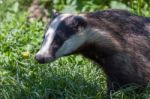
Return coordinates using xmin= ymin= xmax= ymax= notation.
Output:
xmin=35 ymin=12 xmax=88 ymax=64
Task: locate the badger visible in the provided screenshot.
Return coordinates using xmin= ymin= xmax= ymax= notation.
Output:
xmin=35 ymin=9 xmax=150 ymax=93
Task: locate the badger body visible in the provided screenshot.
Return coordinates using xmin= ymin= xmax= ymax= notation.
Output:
xmin=36 ymin=9 xmax=150 ymax=93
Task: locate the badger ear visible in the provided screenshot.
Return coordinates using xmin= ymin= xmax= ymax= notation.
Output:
xmin=74 ymin=16 xmax=87 ymax=28
xmin=51 ymin=10 xmax=61 ymax=18
xmin=74 ymin=16 xmax=87 ymax=29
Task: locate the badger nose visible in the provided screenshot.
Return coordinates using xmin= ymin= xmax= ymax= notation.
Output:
xmin=35 ymin=54 xmax=46 ymax=64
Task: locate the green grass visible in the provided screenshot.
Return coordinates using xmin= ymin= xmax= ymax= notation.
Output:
xmin=0 ymin=0 xmax=150 ymax=99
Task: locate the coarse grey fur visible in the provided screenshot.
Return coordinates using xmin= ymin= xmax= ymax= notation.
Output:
xmin=79 ymin=9 xmax=150 ymax=93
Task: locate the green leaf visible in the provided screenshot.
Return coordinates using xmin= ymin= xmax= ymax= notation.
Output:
xmin=11 ymin=2 xmax=19 ymax=13
xmin=62 ymin=5 xmax=77 ymax=13
xmin=110 ymin=1 xmax=131 ymax=11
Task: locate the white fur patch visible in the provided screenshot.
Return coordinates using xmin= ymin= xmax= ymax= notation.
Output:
xmin=55 ymin=32 xmax=87 ymax=57
xmin=36 ymin=14 xmax=72 ymax=56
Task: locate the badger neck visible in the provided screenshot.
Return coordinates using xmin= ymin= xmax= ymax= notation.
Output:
xmin=80 ymin=44 xmax=116 ymax=65
xmin=78 ymin=27 xmax=122 ymax=71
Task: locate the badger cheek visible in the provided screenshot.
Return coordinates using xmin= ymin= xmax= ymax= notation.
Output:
xmin=55 ymin=34 xmax=86 ymax=58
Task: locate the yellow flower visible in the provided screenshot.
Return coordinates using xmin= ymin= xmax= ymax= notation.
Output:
xmin=22 ymin=51 xmax=30 ymax=58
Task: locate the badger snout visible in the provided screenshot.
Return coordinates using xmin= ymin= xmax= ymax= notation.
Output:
xmin=35 ymin=53 xmax=55 ymax=64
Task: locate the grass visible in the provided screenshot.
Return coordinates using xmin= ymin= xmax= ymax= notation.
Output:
xmin=0 ymin=1 xmax=150 ymax=99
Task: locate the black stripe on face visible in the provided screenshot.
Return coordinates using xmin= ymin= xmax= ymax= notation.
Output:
xmin=55 ymin=15 xmax=87 ymax=40
xmin=44 ymin=15 xmax=87 ymax=58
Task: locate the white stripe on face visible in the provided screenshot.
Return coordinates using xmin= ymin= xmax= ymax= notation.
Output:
xmin=36 ymin=14 xmax=72 ymax=56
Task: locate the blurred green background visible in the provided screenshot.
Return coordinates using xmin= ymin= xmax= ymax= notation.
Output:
xmin=0 ymin=0 xmax=150 ymax=99
xmin=0 ymin=0 xmax=150 ymax=21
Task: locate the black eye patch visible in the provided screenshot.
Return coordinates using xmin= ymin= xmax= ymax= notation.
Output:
xmin=55 ymin=20 xmax=77 ymax=39
xmin=52 ymin=15 xmax=87 ymax=40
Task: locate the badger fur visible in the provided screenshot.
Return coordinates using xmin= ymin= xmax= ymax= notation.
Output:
xmin=35 ymin=9 xmax=150 ymax=93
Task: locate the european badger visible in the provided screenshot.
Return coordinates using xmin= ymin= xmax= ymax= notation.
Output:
xmin=35 ymin=9 xmax=150 ymax=93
